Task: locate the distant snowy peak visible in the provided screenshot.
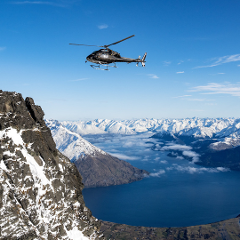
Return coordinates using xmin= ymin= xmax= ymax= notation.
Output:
xmin=46 ymin=119 xmax=106 ymax=161
xmin=61 ymin=119 xmax=135 ymax=135
xmin=60 ymin=118 xmax=239 ymax=138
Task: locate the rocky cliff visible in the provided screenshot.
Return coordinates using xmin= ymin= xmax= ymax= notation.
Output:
xmin=0 ymin=90 xmax=103 ymax=240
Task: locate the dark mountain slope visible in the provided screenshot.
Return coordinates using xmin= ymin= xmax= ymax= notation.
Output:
xmin=75 ymin=153 xmax=148 ymax=188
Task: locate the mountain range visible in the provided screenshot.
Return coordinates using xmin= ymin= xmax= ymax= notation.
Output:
xmin=60 ymin=118 xmax=240 ymax=141
xmin=56 ymin=118 xmax=240 ymax=171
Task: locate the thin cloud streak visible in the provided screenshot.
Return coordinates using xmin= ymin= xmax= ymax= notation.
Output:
xmin=98 ymin=24 xmax=108 ymax=30
xmin=108 ymin=152 xmax=139 ymax=161
xmin=173 ymin=95 xmax=210 ymax=102
xmin=176 ymin=71 xmax=184 ymax=74
xmin=195 ymin=54 xmax=240 ymax=68
xmin=69 ymin=78 xmax=89 ymax=82
xmin=173 ymin=95 xmax=192 ymax=99
xmin=167 ymin=164 xmax=229 ymax=174
xmin=11 ymin=1 xmax=73 ymax=7
xmin=191 ymin=83 xmax=240 ymax=97
xmin=163 ymin=61 xmax=171 ymax=66
xmin=148 ymin=74 xmax=159 ymax=79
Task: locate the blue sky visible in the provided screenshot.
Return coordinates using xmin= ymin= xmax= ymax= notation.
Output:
xmin=1 ymin=0 xmax=240 ymax=120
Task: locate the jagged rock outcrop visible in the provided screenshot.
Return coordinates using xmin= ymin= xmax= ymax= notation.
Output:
xmin=46 ymin=120 xmax=149 ymax=188
xmin=0 ymin=90 xmax=104 ymax=240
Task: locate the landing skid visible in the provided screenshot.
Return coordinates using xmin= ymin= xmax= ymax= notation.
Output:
xmin=90 ymin=63 xmax=117 ymax=71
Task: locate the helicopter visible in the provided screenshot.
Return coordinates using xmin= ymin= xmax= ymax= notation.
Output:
xmin=69 ymin=35 xmax=147 ymax=70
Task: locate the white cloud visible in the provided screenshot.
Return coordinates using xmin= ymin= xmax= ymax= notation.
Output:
xmin=150 ymin=169 xmax=165 ymax=177
xmin=182 ymin=150 xmax=200 ymax=163
xmin=160 ymin=160 xmax=168 ymax=164
xmin=195 ymin=54 xmax=240 ymax=68
xmin=160 ymin=144 xmax=200 ymax=163
xmin=173 ymin=95 xmax=192 ymax=99
xmin=191 ymin=82 xmax=240 ymax=97
xmin=176 ymin=71 xmax=184 ymax=74
xmin=108 ymin=152 xmax=139 ymax=161
xmin=148 ymin=74 xmax=159 ymax=79
xmin=161 ymin=144 xmax=192 ymax=151
xmin=98 ymin=24 xmax=108 ymax=30
xmin=167 ymin=164 xmax=229 ymax=174
xmin=177 ymin=60 xmax=184 ymax=65
xmin=216 ymin=167 xmax=229 ymax=172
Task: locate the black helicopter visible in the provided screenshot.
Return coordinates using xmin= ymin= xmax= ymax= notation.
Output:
xmin=69 ymin=35 xmax=147 ymax=70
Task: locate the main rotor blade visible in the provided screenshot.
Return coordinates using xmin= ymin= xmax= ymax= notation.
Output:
xmin=69 ymin=43 xmax=101 ymax=47
xmin=103 ymin=34 xmax=135 ymax=48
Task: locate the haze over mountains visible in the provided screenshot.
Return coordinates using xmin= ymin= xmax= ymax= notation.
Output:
xmin=52 ymin=118 xmax=240 ymax=171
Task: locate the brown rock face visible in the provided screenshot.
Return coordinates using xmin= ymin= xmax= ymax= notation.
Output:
xmin=0 ymin=90 xmax=104 ymax=240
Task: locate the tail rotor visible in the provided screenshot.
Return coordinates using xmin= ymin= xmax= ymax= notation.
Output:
xmin=141 ymin=52 xmax=147 ymax=67
xmin=136 ymin=52 xmax=147 ymax=67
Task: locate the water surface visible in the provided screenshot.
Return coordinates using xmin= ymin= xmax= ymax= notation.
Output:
xmin=83 ymin=133 xmax=240 ymax=227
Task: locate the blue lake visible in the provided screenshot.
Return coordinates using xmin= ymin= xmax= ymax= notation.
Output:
xmin=82 ymin=133 xmax=240 ymax=227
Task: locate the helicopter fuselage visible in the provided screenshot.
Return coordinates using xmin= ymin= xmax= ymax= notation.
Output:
xmin=86 ymin=48 xmax=143 ymax=65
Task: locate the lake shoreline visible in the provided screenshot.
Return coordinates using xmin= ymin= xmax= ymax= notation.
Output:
xmin=99 ymin=216 xmax=240 ymax=239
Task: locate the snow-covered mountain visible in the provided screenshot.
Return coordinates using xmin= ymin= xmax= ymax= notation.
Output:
xmin=61 ymin=118 xmax=237 ymax=137
xmin=45 ymin=119 xmax=106 ymax=162
xmin=60 ymin=118 xmax=240 ymax=146
xmin=56 ymin=118 xmax=240 ymax=155
xmin=0 ymin=91 xmax=103 ymax=239
xmin=46 ymin=119 xmax=148 ymax=188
